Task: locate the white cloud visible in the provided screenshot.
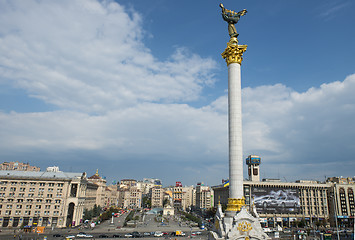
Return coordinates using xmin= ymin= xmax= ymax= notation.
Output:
xmin=0 ymin=0 xmax=354 ymax=184
xmin=0 ymin=0 xmax=216 ymax=113
xmin=242 ymin=74 xmax=355 ymax=180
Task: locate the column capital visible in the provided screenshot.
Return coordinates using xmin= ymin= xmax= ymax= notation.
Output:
xmin=221 ymin=37 xmax=247 ymax=65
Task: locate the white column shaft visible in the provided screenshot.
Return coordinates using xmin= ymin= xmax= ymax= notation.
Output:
xmin=228 ymin=62 xmax=243 ymax=200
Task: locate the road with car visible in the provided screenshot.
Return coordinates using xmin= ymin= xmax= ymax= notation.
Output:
xmin=0 ymin=211 xmax=208 ymax=240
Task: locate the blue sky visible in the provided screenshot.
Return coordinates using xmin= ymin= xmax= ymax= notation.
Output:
xmin=0 ymin=0 xmax=354 ymax=186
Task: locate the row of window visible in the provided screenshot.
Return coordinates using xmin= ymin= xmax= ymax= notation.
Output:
xmin=0 ymin=181 xmax=64 ymax=187
xmin=0 ymin=187 xmax=63 ymax=192
xmin=1 ymin=205 xmax=61 ymax=209
xmin=0 ymin=193 xmax=62 ymax=198
xmin=2 ymin=210 xmax=60 ymax=216
xmin=0 ymin=198 xmax=61 ymax=203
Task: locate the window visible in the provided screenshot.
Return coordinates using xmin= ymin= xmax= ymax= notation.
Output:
xmin=16 ymin=205 xmax=22 ymax=209
xmin=15 ymin=210 xmax=21 ymax=215
xmin=9 ymin=192 xmax=14 ymax=197
xmin=47 ymin=194 xmax=53 ymax=198
xmin=48 ymin=188 xmax=53 ymax=192
xmin=45 ymin=199 xmax=52 ymax=203
xmin=57 ymin=183 xmax=64 ymax=187
xmin=25 ymin=210 xmax=31 ymax=215
xmin=34 ymin=210 xmax=40 ymax=215
xmin=0 ymin=187 xmax=6 ymax=191
xmin=39 ymin=188 xmax=44 ymax=192
xmin=28 ymin=194 xmax=34 ymax=197
xmin=54 ymin=205 xmax=60 ymax=209
xmin=6 ymin=205 xmax=12 ymax=209
xmin=18 ymin=193 xmax=24 ymax=197
xmin=55 ymin=200 xmax=61 ymax=204
xmin=36 ymin=199 xmax=42 ymax=203
xmin=26 ymin=205 xmax=32 ymax=209
xmin=45 ymin=205 xmax=50 ymax=209
xmin=39 ymin=183 xmax=45 ymax=186
xmin=5 ymin=210 xmax=11 ymax=215
xmin=48 ymin=183 xmax=54 ymax=187
xmin=35 ymin=205 xmax=41 ymax=209
xmin=17 ymin=199 xmax=23 ymax=203
xmin=11 ymin=182 xmax=17 ymax=185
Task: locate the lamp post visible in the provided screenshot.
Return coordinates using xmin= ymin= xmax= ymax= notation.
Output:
xmin=330 ymin=187 xmax=340 ymax=240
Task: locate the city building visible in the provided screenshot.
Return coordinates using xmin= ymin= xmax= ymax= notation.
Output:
xmin=118 ymin=179 xmax=142 ymax=209
xmin=0 ymin=161 xmax=40 ymax=172
xmin=87 ymin=170 xmax=107 ymax=208
xmin=212 ymin=156 xmax=355 ymax=228
xmin=0 ymin=169 xmax=96 ymax=228
xmin=195 ymin=183 xmax=213 ymax=210
xmin=327 ymin=177 xmax=355 ymax=228
xmin=150 ymin=185 xmax=163 ymax=208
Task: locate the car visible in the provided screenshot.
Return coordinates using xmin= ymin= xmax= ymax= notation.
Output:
xmin=53 ymin=234 xmax=63 ymax=237
xmin=131 ymin=231 xmax=142 ymax=238
xmin=254 ymin=195 xmax=277 ymax=209
xmin=143 ymin=232 xmax=151 ymax=236
xmin=76 ymin=232 xmax=93 ymax=238
xmin=124 ymin=233 xmax=133 ymax=238
xmin=154 ymin=231 xmax=163 ymax=237
xmin=112 ymin=234 xmax=121 ymax=238
xmin=276 ymin=195 xmax=299 ymax=209
xmin=98 ymin=234 xmax=109 ymax=238
xmin=66 ymin=235 xmax=76 ymax=239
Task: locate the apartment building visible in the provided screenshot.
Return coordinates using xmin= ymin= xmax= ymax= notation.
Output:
xmin=150 ymin=186 xmax=163 ymax=208
xmin=118 ymin=179 xmax=142 ymax=209
xmin=195 ymin=183 xmax=213 ymax=210
xmin=0 ymin=169 xmax=96 ymax=228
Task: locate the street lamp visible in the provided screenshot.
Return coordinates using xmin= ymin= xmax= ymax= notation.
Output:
xmin=330 ymin=188 xmax=340 ymax=240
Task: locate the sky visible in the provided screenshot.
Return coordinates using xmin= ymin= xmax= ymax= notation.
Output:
xmin=0 ymin=0 xmax=354 ymax=187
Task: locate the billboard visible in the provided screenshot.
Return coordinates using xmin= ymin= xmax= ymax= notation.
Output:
xmin=251 ymin=187 xmax=300 ymax=214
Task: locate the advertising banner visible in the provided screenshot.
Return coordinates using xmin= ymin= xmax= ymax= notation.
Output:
xmin=251 ymin=187 xmax=300 ymax=214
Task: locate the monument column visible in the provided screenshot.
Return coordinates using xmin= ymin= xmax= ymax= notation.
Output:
xmin=222 ymin=37 xmax=247 ymax=214
xmin=209 ymin=5 xmax=271 ymax=239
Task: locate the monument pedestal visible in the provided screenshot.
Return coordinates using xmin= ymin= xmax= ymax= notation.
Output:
xmin=209 ymin=204 xmax=270 ymax=240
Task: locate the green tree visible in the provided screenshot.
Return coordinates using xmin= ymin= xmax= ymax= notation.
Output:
xmin=163 ymin=198 xmax=169 ymax=207
xmin=83 ymin=208 xmax=93 ymax=220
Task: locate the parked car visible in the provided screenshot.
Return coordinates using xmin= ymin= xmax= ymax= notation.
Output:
xmin=154 ymin=231 xmax=164 ymax=237
xmin=112 ymin=234 xmax=121 ymax=238
xmin=131 ymin=231 xmax=142 ymax=238
xmin=53 ymin=234 xmax=63 ymax=237
xmin=125 ymin=233 xmax=133 ymax=238
xmin=98 ymin=234 xmax=109 ymax=238
xmin=143 ymin=232 xmax=151 ymax=236
xmin=76 ymin=232 xmax=93 ymax=238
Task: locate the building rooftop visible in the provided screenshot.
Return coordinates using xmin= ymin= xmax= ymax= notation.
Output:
xmin=0 ymin=170 xmax=84 ymax=180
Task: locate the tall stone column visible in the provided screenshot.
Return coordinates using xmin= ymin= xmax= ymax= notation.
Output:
xmin=222 ymin=37 xmax=247 ymax=214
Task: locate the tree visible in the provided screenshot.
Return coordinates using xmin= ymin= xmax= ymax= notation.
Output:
xmin=83 ymin=208 xmax=93 ymax=220
xmin=163 ymin=198 xmax=169 ymax=207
